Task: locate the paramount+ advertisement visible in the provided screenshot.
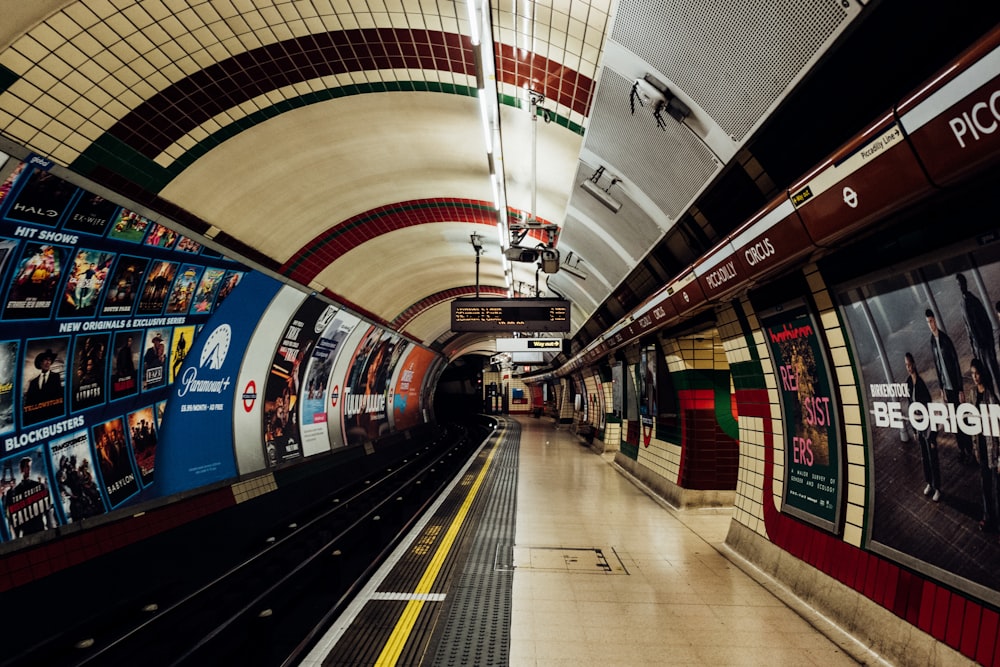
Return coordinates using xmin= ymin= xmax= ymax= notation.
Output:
xmin=0 ymin=156 xmax=246 ymax=545
xmin=838 ymin=238 xmax=1000 ymax=602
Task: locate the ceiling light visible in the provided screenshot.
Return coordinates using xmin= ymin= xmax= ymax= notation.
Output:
xmin=580 ymin=166 xmax=622 ymax=213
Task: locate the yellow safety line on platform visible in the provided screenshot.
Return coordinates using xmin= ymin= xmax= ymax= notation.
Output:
xmin=374 ymin=432 xmax=503 ymax=666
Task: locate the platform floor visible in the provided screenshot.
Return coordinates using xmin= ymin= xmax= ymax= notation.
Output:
xmin=304 ymin=417 xmax=880 ymax=666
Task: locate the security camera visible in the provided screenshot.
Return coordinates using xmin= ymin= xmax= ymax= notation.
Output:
xmin=504 ymin=246 xmax=539 ymax=262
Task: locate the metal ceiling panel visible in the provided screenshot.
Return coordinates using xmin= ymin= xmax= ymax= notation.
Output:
xmin=608 ymin=0 xmax=861 ymax=142
xmin=580 ymin=68 xmax=721 ymax=221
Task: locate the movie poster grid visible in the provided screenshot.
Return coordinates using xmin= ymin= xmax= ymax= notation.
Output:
xmin=838 ymin=241 xmax=1000 ymax=598
xmin=0 ymin=160 xmax=249 ymax=544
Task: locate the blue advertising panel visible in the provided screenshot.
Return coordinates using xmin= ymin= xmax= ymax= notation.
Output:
xmin=153 ymin=270 xmax=281 ymax=496
xmin=0 ymin=160 xmax=253 ymax=544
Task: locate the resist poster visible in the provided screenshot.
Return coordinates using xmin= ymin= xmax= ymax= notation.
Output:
xmin=761 ymin=301 xmax=842 ymax=532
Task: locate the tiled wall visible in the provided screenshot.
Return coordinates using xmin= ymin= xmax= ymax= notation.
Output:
xmin=720 ymin=266 xmax=1000 ymax=666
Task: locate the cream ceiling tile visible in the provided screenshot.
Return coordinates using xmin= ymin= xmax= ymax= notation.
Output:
xmin=286 ymin=19 xmax=312 ymax=38
xmin=83 ymin=0 xmax=118 ymax=19
xmin=78 ymin=61 xmax=108 ymax=85
xmin=71 ymin=96 xmax=99 ymax=119
xmin=424 ymin=14 xmax=441 ymax=30
xmin=237 ymin=31 xmax=264 ymax=50
xmin=407 ymin=14 xmax=425 ymax=29
xmin=46 ymin=14 xmax=83 ymax=42
xmin=122 ymin=4 xmax=156 ymax=29
xmin=193 ymin=2 xmax=223 ymax=23
xmin=271 ymin=23 xmax=294 ymax=41
xmin=338 ymin=14 xmax=360 ymax=29
xmin=102 ymin=97 xmax=130 ymax=119
xmin=0 ymin=110 xmax=14 ymax=131
xmin=0 ymin=49 xmax=32 ymax=76
xmin=115 ymin=88 xmax=142 ymax=108
xmin=13 ymin=35 xmax=51 ymax=65
xmin=30 ymin=133 xmax=61 ymax=158
xmin=6 ymin=118 xmax=37 ymax=144
xmin=8 ymin=80 xmax=43 ymax=105
xmin=441 ymin=15 xmax=459 ymax=32
xmin=33 ymin=93 xmax=65 ymax=119
xmin=206 ymin=42 xmax=231 ymax=60
xmin=186 ymin=125 xmax=209 ymax=143
xmin=85 ymin=86 xmax=113 ymax=109
xmin=303 ymin=16 xmax=326 ymax=32
xmin=64 ymin=4 xmax=101 ymax=30
xmin=20 ymin=105 xmax=50 ymax=132
xmin=257 ymin=5 xmax=281 ymax=24
xmin=43 ymin=119 xmax=74 ymax=142
xmin=64 ymin=131 xmax=92 ymax=153
xmin=319 ymin=14 xmax=342 ymax=30
xmin=389 ymin=13 xmax=410 ymax=28
xmin=224 ymin=14 xmax=252 ymax=35
xmin=356 ymin=13 xmax=376 ymax=29
xmin=48 ymin=81 xmax=79 ymax=107
xmin=140 ymin=0 xmax=171 ymax=22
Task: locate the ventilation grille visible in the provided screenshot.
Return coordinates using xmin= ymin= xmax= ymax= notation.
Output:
xmin=581 ymin=69 xmax=720 ymax=220
xmin=610 ymin=0 xmax=852 ymax=141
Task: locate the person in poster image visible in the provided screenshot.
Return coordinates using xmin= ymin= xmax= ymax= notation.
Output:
xmin=3 ymin=455 xmax=54 ymax=537
xmin=142 ymin=333 xmax=166 ymax=390
xmin=957 ymin=274 xmax=1000 ymax=396
xmin=905 ymin=352 xmax=941 ymax=502
xmin=926 ymin=309 xmax=975 ymax=462
xmin=970 ymin=358 xmax=1000 ymax=534
xmin=23 ymin=347 xmax=63 ymax=424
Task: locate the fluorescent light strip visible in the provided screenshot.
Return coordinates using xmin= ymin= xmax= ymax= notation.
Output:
xmin=478 ymin=91 xmax=492 ymax=154
xmin=466 ymin=0 xmax=480 ymax=46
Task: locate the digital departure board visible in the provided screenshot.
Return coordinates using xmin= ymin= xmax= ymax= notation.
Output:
xmin=451 ymin=298 xmax=571 ymax=332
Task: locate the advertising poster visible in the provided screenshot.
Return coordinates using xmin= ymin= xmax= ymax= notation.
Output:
xmin=0 ymin=446 xmax=57 ymax=540
xmin=342 ymin=327 xmax=398 ymax=447
xmin=144 ymin=223 xmax=178 ymax=250
xmin=109 ymin=330 xmax=140 ymax=401
xmin=838 ymin=239 xmax=1000 ymax=600
xmin=169 ymin=325 xmax=195 ymax=384
xmin=57 ymin=248 xmax=114 ymax=319
xmin=262 ymin=297 xmax=333 ymax=466
xmin=107 ymin=209 xmax=150 ymax=243
xmin=141 ymin=328 xmax=170 ymax=392
xmin=5 ymin=168 xmax=75 ymax=226
xmin=49 ymin=429 xmax=105 ymax=524
xmin=300 ymin=308 xmax=360 ymax=457
xmin=214 ymin=270 xmax=244 ymax=309
xmin=135 ymin=260 xmax=177 ymax=315
xmin=165 ymin=263 xmax=202 ymax=314
xmin=761 ymin=301 xmax=842 ymax=532
xmin=4 ymin=242 xmax=68 ymax=320
xmin=70 ymin=333 xmax=108 ymax=412
xmin=101 ymin=255 xmax=148 ymax=316
xmin=22 ymin=337 xmax=69 ymax=427
xmin=126 ymin=406 xmax=157 ymax=486
xmin=62 ymin=191 xmax=118 ymax=237
xmin=190 ymin=267 xmax=225 ymax=314
xmin=0 ymin=340 xmax=17 ymax=436
xmin=392 ymin=346 xmax=437 ymax=431
xmin=0 ymin=158 xmax=251 ymax=546
xmin=156 ymin=270 xmax=283 ymax=494
xmin=611 ymin=362 xmax=623 ymax=417
xmin=91 ymin=417 xmax=139 ymax=507
xmin=175 ymin=236 xmax=202 ymax=254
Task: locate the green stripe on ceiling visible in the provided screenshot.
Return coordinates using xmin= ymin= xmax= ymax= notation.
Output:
xmin=71 ymin=82 xmax=585 ymax=194
xmin=0 ymin=64 xmax=18 ymax=95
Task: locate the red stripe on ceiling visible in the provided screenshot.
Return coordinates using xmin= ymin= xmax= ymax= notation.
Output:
xmin=108 ymin=29 xmax=592 ymax=159
xmin=280 ymin=198 xmax=556 ymax=285
xmin=391 ymin=285 xmax=508 ymax=330
xmin=496 ymin=43 xmax=595 ymax=116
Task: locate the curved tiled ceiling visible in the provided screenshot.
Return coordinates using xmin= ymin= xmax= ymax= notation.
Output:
xmin=0 ymin=0 xmax=865 ymax=362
